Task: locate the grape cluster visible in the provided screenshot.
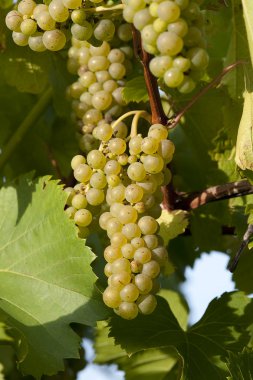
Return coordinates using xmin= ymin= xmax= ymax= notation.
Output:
xmin=67 ymin=37 xmax=133 ymax=154
xmin=5 ymin=0 xmax=127 ymax=52
xmin=97 ymin=122 xmax=174 ymax=319
xmin=123 ymin=0 xmax=209 ymax=93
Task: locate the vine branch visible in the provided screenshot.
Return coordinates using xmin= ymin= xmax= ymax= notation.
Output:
xmin=175 ymin=180 xmax=253 ymax=210
xmin=132 ymin=27 xmax=168 ymax=125
xmin=228 ymin=224 xmax=253 ymax=272
xmin=0 ymin=87 xmax=53 ymax=172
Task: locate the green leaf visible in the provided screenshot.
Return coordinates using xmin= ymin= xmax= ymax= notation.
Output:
xmin=95 ymin=321 xmax=179 ymax=380
xmin=226 ymin=348 xmax=253 ymax=379
xmin=109 ymin=292 xmax=253 ymax=380
xmin=235 ymin=91 xmax=253 ymax=171
xmin=122 ymin=76 xmax=149 ymax=104
xmin=0 ymin=175 xmax=108 ymax=378
xmin=157 ymin=209 xmax=189 ymax=246
xmin=242 ymin=0 xmax=253 ymax=67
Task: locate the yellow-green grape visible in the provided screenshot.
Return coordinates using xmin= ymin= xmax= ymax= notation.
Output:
xmin=121 ymin=243 xmax=135 ymax=259
xmin=131 ymin=237 xmax=145 ymax=249
xmin=74 ymin=209 xmax=92 ymax=227
xmin=138 ymin=216 xmax=158 ymax=235
xmin=36 ymin=11 xmax=56 ymax=31
xmin=103 ymin=286 xmax=121 ymax=308
xmin=74 ymin=164 xmax=92 ymax=183
xmin=5 ymin=10 xmax=23 ymax=32
xmin=141 ymin=260 xmax=160 ymax=278
xmin=137 ymin=294 xmax=157 ymax=314
xmin=48 ymin=0 xmax=69 ymax=22
xmin=108 ymin=138 xmax=127 ymax=155
xmin=90 ymin=172 xmax=107 ymax=189
xmin=12 ymin=32 xmax=29 ymax=46
xmin=64 ymin=187 xmax=76 ymax=206
xmin=106 ymin=218 xmax=123 ymax=236
xmin=93 ymin=123 xmax=113 ymax=141
xmin=42 ymin=29 xmax=66 ymax=51
xmin=104 ymin=160 xmax=122 ymax=176
xmin=71 ymin=154 xmax=86 ymax=170
xmin=108 ymin=272 xmax=131 ymax=288
xmin=122 ymin=223 xmax=142 ymax=240
xmin=142 ymin=154 xmax=164 ymax=174
xmin=114 ymin=302 xmax=138 ymax=320
xmin=112 ymin=258 xmax=131 ymax=274
xmin=65 ymin=206 xmax=76 ymax=219
xmin=143 ymin=234 xmax=159 ymax=249
xmin=134 ymin=247 xmax=152 ymax=264
xmin=104 ymin=246 xmax=122 ymax=263
xmin=87 ymin=150 xmax=106 ymax=169
xmin=71 ymin=193 xmax=87 ymax=209
xmin=18 ymin=0 xmax=36 ymax=16
xmin=99 ymin=212 xmax=113 ymax=230
xmin=86 ymin=188 xmax=105 ymax=206
xmin=110 ymin=232 xmax=128 ymax=247
xmin=134 ymin=274 xmax=153 ymax=294
xmin=125 ymin=184 xmax=144 ymax=203
xmin=28 ymin=33 xmax=47 ymax=52
xmin=129 ymin=135 xmax=143 ymax=155
xmin=127 ymin=162 xmax=146 ymax=182
xmin=120 ymin=283 xmax=139 ymax=302
xmin=152 ymin=246 xmax=169 ymax=267
xmin=148 ymin=124 xmax=168 ymax=140
xmin=118 ymin=205 xmax=138 ymax=224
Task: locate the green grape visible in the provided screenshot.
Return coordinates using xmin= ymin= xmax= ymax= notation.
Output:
xmin=148 ymin=124 xmax=168 ymax=140
xmin=103 ymin=286 xmax=121 ymax=308
xmin=88 ymin=56 xmax=110 ymax=72
xmin=143 ymin=154 xmax=164 ymax=174
xmin=108 ymin=63 xmax=126 ymax=80
xmin=158 ymin=139 xmax=175 ymax=162
xmin=142 ymin=42 xmax=158 ymax=55
xmin=37 ymin=11 xmax=56 ymax=31
xmin=125 ymin=184 xmax=144 ymax=203
xmin=120 ymin=283 xmax=139 ymax=302
xmin=134 ymin=273 xmax=153 ymax=294
xmin=182 ymin=1 xmax=200 ymax=20
xmin=131 ymin=237 xmax=145 ymax=249
xmin=157 ymin=1 xmax=181 ymax=23
xmin=87 ymin=150 xmax=106 ymax=170
xmin=121 ymin=243 xmax=135 ymax=259
xmin=71 ymin=22 xmax=93 ymax=41
xmin=86 ymin=188 xmax=105 ymax=206
xmin=74 ymin=163 xmax=92 ymax=182
xmin=83 ymin=109 xmax=103 ymax=124
xmin=48 ymin=0 xmax=69 ymax=22
xmin=122 ymin=223 xmax=142 ymax=240
xmin=142 ymin=260 xmax=160 ymax=278
xmin=131 ymin=260 xmax=142 ymax=274
xmin=128 ymin=155 xmax=137 ymax=164
xmin=64 ymin=187 xmax=76 ymax=206
xmin=117 ymin=23 xmax=132 ymax=41
xmin=90 ymin=172 xmax=107 ymax=189
xmin=28 ymin=33 xmax=46 ymax=52
xmin=71 ymin=8 xmax=86 ymax=25
xmin=142 ymin=194 xmax=155 ymax=209
xmin=120 ymin=46 xmax=134 ymax=58
xmin=94 ymin=19 xmax=115 ymax=41
xmin=33 ymin=4 xmax=48 ymax=19
xmin=99 ymin=212 xmax=113 ymax=230
xmin=110 ymin=202 xmax=124 ymax=217
xmin=112 ymin=87 xmax=126 ymax=106
xmin=108 ymin=272 xmax=131 ymax=288
xmin=141 ymin=136 xmax=159 ymax=154
xmin=114 ymin=302 xmax=138 ymax=320
xmin=111 ymin=232 xmax=128 ymax=247
xmin=106 ymin=174 xmax=121 ymax=187
xmin=184 ymin=26 xmax=202 ymax=47
xmin=18 ymin=0 xmax=36 ymax=16
xmin=141 ymin=24 xmax=158 ymax=45
xmin=5 ymin=10 xmax=23 ymax=32
xmin=153 ymin=18 xmax=167 ymax=33
xmin=12 ymin=31 xmax=29 ymax=46
xmin=108 ymin=138 xmax=126 ymax=155
xmin=112 ymin=258 xmax=131 ymax=274
xmin=42 ymin=29 xmax=66 ymax=51
xmin=96 ymin=71 xmax=111 ymax=83
xmin=133 ymin=8 xmax=153 ymax=31
xmin=149 ymin=56 xmax=173 ymax=77
xmin=164 ymin=67 xmax=184 ymax=87
xmin=104 ymin=262 xmax=113 ymax=277
xmin=103 ymin=80 xmax=118 ymax=93
xmin=74 ymin=208 xmax=92 ymax=227
xmin=104 ymin=245 xmax=122 ymax=263
xmin=157 ymin=31 xmax=183 ymax=56
xmin=127 ymin=0 xmax=146 ymax=10
xmin=89 ymin=41 xmax=111 ymax=56
xmin=111 ymin=184 xmax=126 ymax=203
xmin=129 ymin=135 xmax=143 ymax=155
xmin=118 ymin=205 xmax=138 ymax=225
xmin=186 ymin=47 xmax=209 ymax=70
xmin=62 ymin=0 xmax=82 ymax=9
xmin=152 ymin=246 xmax=168 ymax=267
xmin=123 ymin=6 xmax=135 ymax=23
xmin=118 ymin=154 xmax=129 ymax=166
xmin=138 ymin=216 xmax=158 ymax=235
xmin=72 ymin=193 xmax=87 ymax=209
xmin=104 ymin=160 xmax=121 ymax=176
xmin=143 ymin=234 xmax=158 ymax=249
xmin=79 ymin=71 xmax=96 ymax=87
xmin=92 ymin=90 xmax=112 ymax=111
xmin=93 ymin=123 xmax=113 ymax=141
xmin=127 ymin=162 xmax=146 ymax=182
xmin=167 ymin=18 xmax=188 ymax=37
xmin=137 ymin=294 xmax=157 ymax=314
xmin=106 ymin=218 xmax=123 ymax=236
xmin=78 ymin=47 xmax=90 ymax=65
xmin=178 ymin=76 xmax=196 ymax=93
xmin=149 ymin=2 xmax=159 ymax=17
xmin=89 ymin=82 xmax=103 ymax=95
xmin=173 ymin=56 xmax=190 ymax=72
xmin=134 ymin=247 xmax=152 ymax=264
xmin=108 ymin=49 xmax=125 ymax=63
xmin=71 ymin=155 xmax=86 ymax=170
xmin=65 ymin=206 xmax=76 ymax=219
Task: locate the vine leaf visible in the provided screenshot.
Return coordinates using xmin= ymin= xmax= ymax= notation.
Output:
xmin=122 ymin=76 xmax=149 ymax=104
xmin=0 ymin=175 xmax=108 ymax=379
xmin=242 ymin=0 xmax=253 ymax=67
xmin=235 ymin=91 xmax=253 ymax=171
xmin=109 ymin=292 xmax=253 ymax=380
xmin=226 ymin=348 xmax=253 ymax=379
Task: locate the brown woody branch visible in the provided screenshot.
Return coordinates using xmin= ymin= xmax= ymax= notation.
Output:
xmin=175 ymin=180 xmax=253 ymax=210
xmin=132 ymin=27 xmax=168 ymax=125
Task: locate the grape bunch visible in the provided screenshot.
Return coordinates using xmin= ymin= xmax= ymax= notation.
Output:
xmin=5 ymin=0 xmax=125 ymax=52
xmin=66 ymin=37 xmax=133 ymax=154
xmin=123 ymin=0 xmax=209 ymax=93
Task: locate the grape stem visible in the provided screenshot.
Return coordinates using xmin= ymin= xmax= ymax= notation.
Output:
xmin=0 ymin=87 xmax=53 ymax=172
xmin=111 ymin=110 xmax=151 ymax=132
xmin=228 ymin=223 xmax=253 ymax=272
xmin=130 ymin=111 xmax=151 ymax=137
